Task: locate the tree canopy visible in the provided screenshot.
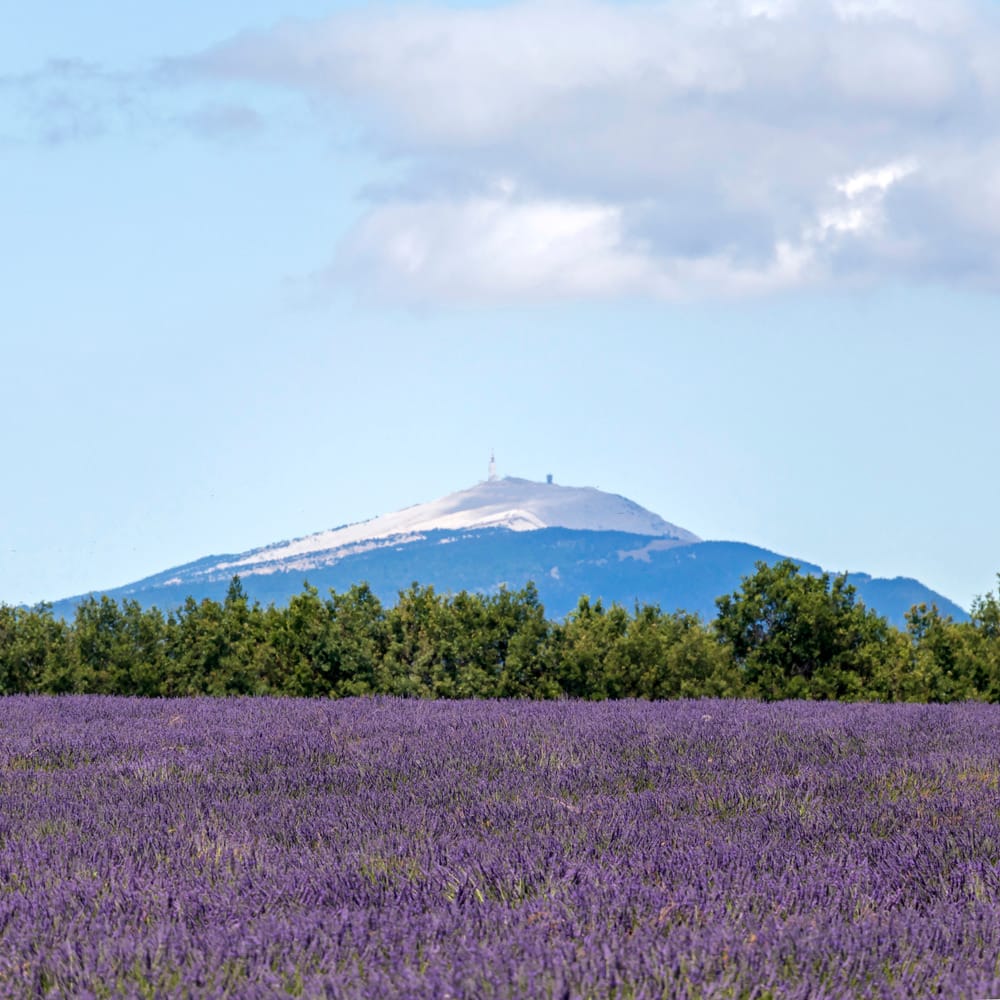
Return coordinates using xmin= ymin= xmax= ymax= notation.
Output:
xmin=2 ymin=565 xmax=998 ymax=702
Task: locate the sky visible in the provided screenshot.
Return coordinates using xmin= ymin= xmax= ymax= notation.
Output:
xmin=3 ymin=0 xmax=1000 ymax=612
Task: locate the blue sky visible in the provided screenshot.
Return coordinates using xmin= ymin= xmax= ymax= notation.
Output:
xmin=3 ymin=0 xmax=1000 ymax=611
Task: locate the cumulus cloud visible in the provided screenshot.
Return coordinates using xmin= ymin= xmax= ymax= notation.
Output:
xmin=338 ymin=186 xmax=826 ymax=303
xmin=194 ymin=0 xmax=1000 ymax=301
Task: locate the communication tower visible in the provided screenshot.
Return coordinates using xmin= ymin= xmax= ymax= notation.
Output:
xmin=488 ymin=450 xmax=498 ymax=482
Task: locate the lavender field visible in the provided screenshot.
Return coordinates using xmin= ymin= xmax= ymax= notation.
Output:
xmin=1 ymin=697 xmax=999 ymax=998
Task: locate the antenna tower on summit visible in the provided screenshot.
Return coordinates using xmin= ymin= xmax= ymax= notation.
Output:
xmin=488 ymin=450 xmax=498 ymax=482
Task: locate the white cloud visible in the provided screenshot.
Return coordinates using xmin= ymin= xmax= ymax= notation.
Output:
xmin=341 ymin=194 xmax=660 ymax=302
xmin=836 ymin=162 xmax=918 ymax=200
xmin=816 ymin=159 xmax=918 ymax=239
xmin=195 ymin=0 xmax=1000 ymax=303
xmin=340 ymin=187 xmax=847 ymax=303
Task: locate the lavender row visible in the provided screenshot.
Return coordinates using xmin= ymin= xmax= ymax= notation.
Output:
xmin=2 ymin=696 xmax=1000 ymax=997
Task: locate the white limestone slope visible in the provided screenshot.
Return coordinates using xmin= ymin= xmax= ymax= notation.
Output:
xmin=207 ymin=477 xmax=700 ymax=579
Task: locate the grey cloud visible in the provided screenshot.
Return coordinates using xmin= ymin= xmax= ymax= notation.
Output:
xmin=139 ymin=2 xmax=1000 ymax=298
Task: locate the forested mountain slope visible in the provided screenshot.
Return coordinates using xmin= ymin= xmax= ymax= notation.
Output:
xmin=49 ymin=528 xmax=965 ymax=628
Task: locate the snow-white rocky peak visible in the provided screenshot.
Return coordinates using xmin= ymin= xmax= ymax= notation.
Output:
xmin=206 ymin=477 xmax=700 ymax=579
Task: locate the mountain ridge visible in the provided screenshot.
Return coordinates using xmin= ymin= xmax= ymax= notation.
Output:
xmin=195 ymin=475 xmax=700 ymax=583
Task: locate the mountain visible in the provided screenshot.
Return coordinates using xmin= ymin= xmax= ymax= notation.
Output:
xmin=48 ymin=475 xmax=967 ymax=627
xmin=187 ymin=475 xmax=700 ymax=582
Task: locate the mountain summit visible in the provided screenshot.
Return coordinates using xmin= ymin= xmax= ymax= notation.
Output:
xmin=208 ymin=476 xmax=700 ymax=582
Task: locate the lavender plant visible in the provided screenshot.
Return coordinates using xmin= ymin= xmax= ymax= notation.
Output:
xmin=1 ymin=696 xmax=998 ymax=998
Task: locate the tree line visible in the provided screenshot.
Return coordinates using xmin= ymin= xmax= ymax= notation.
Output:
xmin=2 ymin=561 xmax=999 ymax=702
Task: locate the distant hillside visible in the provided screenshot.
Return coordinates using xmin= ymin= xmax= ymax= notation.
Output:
xmin=49 ymin=528 xmax=967 ymax=628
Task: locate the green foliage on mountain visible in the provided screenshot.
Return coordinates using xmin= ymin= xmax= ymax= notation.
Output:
xmin=2 ymin=562 xmax=999 ymax=702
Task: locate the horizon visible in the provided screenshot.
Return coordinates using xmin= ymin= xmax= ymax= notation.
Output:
xmin=5 ymin=1 xmax=1000 ymax=612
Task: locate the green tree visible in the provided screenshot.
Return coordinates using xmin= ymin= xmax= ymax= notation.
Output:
xmin=604 ymin=605 xmax=740 ymax=700
xmin=264 ymin=581 xmax=388 ymax=697
xmin=496 ymin=583 xmax=556 ymax=699
xmin=70 ymin=596 xmax=166 ymax=695
xmin=162 ymin=579 xmax=266 ymax=696
xmin=964 ymin=578 xmax=1000 ymax=700
xmin=327 ymin=583 xmax=389 ymax=696
xmin=378 ymin=583 xmax=551 ymax=698
xmin=383 ymin=583 xmax=447 ymax=696
xmin=894 ymin=603 xmax=977 ymax=702
xmin=714 ymin=560 xmax=892 ymax=700
xmin=165 ymin=596 xmax=224 ymax=695
xmin=0 ymin=603 xmax=70 ymax=694
xmin=548 ymin=596 xmax=630 ymax=699
xmin=268 ymin=583 xmax=335 ymax=696
xmin=213 ymin=576 xmax=266 ymax=694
